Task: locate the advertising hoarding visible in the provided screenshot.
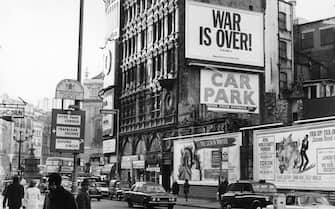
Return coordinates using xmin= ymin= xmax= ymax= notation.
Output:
xmin=102 ymin=90 xmax=114 ymax=136
xmin=173 ymin=132 xmax=242 ymax=186
xmin=254 ymin=120 xmax=335 ymax=190
xmin=200 ymin=69 xmax=259 ymax=113
xmin=185 ymin=1 xmax=264 ymax=67
xmin=105 ymin=0 xmax=120 ymax=40
xmin=50 ymin=109 xmax=85 ymax=153
xmin=103 ymin=41 xmax=116 ymax=89
xmin=103 ymin=138 xmax=116 ymax=154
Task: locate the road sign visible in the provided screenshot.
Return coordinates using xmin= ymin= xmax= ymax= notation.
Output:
xmin=55 ymin=79 xmax=84 ymax=100
xmin=100 ymin=109 xmax=118 ymax=114
xmin=0 ymin=106 xmax=24 ymax=118
xmin=50 ymin=109 xmax=85 ymax=153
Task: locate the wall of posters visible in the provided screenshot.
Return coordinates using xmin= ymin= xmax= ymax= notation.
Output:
xmin=254 ymin=120 xmax=335 ymax=190
xmin=173 ymin=132 xmax=242 ymax=186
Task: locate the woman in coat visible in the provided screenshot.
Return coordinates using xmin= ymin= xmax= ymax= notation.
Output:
xmin=24 ymin=180 xmax=41 ymax=209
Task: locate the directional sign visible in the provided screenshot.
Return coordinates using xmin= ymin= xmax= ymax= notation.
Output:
xmin=55 ymin=79 xmax=84 ymax=100
xmin=0 ymin=106 xmax=24 ymax=118
xmin=50 ymin=109 xmax=85 ymax=153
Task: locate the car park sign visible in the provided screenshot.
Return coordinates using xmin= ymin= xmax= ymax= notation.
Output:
xmin=50 ymin=109 xmax=85 ymax=153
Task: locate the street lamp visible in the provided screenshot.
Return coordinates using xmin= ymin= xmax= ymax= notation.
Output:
xmin=13 ymin=128 xmax=34 ymax=176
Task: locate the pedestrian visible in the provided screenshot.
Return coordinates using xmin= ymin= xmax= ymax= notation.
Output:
xmin=2 ymin=175 xmax=24 ymax=209
xmin=42 ymin=173 xmax=77 ymax=209
xmin=217 ymin=177 xmax=228 ymax=200
xmin=23 ymin=180 xmax=41 ymax=209
xmin=171 ymin=181 xmax=179 ymax=196
xmin=76 ymin=179 xmax=91 ymax=209
xmin=183 ymin=179 xmax=190 ymax=202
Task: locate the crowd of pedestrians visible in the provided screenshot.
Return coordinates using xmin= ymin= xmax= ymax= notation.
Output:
xmin=2 ymin=173 xmax=91 ymax=209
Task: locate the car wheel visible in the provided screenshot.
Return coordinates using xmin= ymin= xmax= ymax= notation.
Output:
xmin=223 ymin=203 xmax=232 ymax=209
xmin=97 ymin=197 xmax=101 ymax=201
xmin=252 ymin=203 xmax=261 ymax=209
xmin=127 ymin=201 xmax=133 ymax=208
xmin=110 ymin=194 xmax=113 ymax=200
xmin=144 ymin=203 xmax=152 ymax=209
xmin=168 ymin=205 xmax=174 ymax=209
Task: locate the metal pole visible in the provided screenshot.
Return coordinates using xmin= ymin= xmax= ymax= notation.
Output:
xmin=72 ymin=0 xmax=84 ymax=194
xmin=18 ymin=134 xmax=22 ymax=176
xmin=116 ymin=110 xmax=120 ymax=179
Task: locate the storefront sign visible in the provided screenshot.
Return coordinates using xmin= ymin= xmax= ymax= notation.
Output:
xmin=254 ymin=120 xmax=335 ymax=190
xmin=174 ymin=132 xmax=242 ymax=186
xmin=185 ymin=1 xmax=264 ymax=67
xmin=133 ymin=160 xmax=145 ymax=169
xmin=121 ymin=155 xmax=138 ymax=169
xmin=200 ymin=69 xmax=259 ymax=113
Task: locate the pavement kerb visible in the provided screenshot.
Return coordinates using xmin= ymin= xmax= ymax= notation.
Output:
xmin=176 ymin=202 xmax=220 ymax=209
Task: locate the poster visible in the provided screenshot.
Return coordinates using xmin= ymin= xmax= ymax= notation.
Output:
xmin=174 ymin=132 xmax=241 ymax=186
xmin=254 ymin=120 xmax=335 ymax=190
xmin=185 ymin=1 xmax=264 ymax=67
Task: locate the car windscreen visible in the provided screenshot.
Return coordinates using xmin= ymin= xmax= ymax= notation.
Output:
xmin=252 ymin=183 xmax=277 ymax=193
xmin=300 ymin=195 xmax=330 ymax=206
xmin=227 ymin=183 xmax=252 ymax=192
xmin=96 ymin=182 xmax=107 ymax=187
xmin=143 ymin=185 xmax=166 ymax=193
xmin=119 ymin=182 xmax=130 ymax=188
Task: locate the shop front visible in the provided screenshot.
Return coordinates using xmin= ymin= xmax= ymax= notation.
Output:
xmin=145 ymin=152 xmax=161 ymax=184
xmin=133 ymin=159 xmax=145 ymax=182
xmin=170 ymin=131 xmax=242 ymax=198
xmin=120 ymin=155 xmax=138 ymax=183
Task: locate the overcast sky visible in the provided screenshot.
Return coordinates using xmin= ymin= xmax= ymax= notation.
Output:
xmin=0 ymin=0 xmax=334 ymax=104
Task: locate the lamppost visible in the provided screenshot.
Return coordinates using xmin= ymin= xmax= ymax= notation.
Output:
xmin=13 ymin=128 xmax=33 ymax=176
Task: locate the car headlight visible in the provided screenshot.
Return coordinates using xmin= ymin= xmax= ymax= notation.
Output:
xmin=157 ymin=197 xmax=160 ymax=201
xmin=152 ymin=197 xmax=156 ymax=201
xmin=169 ymin=197 xmax=175 ymax=202
xmin=265 ymin=196 xmax=270 ymax=202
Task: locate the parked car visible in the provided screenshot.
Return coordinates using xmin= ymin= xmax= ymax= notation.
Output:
xmin=114 ymin=181 xmax=131 ymax=200
xmin=125 ymin=182 xmax=176 ymax=209
xmin=284 ymin=192 xmax=335 ymax=209
xmin=96 ymin=181 xmax=109 ymax=197
xmin=86 ymin=180 xmax=102 ymax=201
xmin=220 ymin=180 xmax=277 ymax=209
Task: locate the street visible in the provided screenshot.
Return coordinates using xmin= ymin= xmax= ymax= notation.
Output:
xmin=91 ymin=199 xmax=201 ymax=209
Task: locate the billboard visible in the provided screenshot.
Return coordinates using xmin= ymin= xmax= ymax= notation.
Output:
xmin=50 ymin=109 xmax=85 ymax=153
xmin=103 ymin=138 xmax=116 ymax=154
xmin=185 ymin=1 xmax=264 ymax=67
xmin=102 ymin=90 xmax=114 ymax=136
xmin=173 ymin=132 xmax=242 ymax=186
xmin=254 ymin=120 xmax=335 ymax=190
xmin=103 ymin=41 xmax=116 ymax=89
xmin=105 ymin=0 xmax=120 ymax=40
xmin=200 ymin=69 xmax=259 ymax=113
xmin=32 ymin=121 xmax=43 ymax=158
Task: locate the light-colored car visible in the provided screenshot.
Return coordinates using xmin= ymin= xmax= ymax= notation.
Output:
xmin=284 ymin=192 xmax=335 ymax=209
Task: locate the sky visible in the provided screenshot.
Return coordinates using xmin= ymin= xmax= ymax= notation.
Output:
xmin=0 ymin=0 xmax=335 ymax=104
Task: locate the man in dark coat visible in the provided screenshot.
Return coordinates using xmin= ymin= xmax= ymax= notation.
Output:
xmin=183 ymin=179 xmax=190 ymax=202
xmin=43 ymin=173 xmax=77 ymax=209
xmin=171 ymin=181 xmax=179 ymax=196
xmin=2 ymin=176 xmax=24 ymax=209
xmin=76 ymin=179 xmax=91 ymax=209
xmin=218 ymin=177 xmax=228 ymax=200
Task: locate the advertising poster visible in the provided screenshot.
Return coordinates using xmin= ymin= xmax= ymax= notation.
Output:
xmin=200 ymin=69 xmax=259 ymax=113
xmin=254 ymin=120 xmax=335 ymax=190
xmin=174 ymin=132 xmax=241 ymax=186
xmin=185 ymin=1 xmax=264 ymax=67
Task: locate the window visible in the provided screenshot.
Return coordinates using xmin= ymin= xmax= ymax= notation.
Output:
xmin=301 ymin=31 xmax=314 ymax=49
xmin=152 ymin=57 xmax=156 ymax=80
xmin=153 ymin=22 xmax=157 ymax=43
xmin=310 ymin=85 xmax=317 ymax=98
xmin=279 ymin=12 xmax=286 ymax=30
xmin=168 ymin=13 xmax=173 ymax=35
xmin=279 ymin=41 xmax=287 ymax=59
xmin=279 ymin=72 xmax=288 ymax=89
xmin=320 ymin=27 xmax=334 ymax=46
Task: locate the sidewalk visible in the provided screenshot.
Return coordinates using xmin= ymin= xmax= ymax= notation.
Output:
xmin=176 ymin=197 xmax=220 ymax=209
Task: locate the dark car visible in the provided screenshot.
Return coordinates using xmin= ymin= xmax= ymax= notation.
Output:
xmin=125 ymin=182 xmax=176 ymax=209
xmin=114 ymin=181 xmax=131 ymax=200
xmin=220 ymin=180 xmax=277 ymax=209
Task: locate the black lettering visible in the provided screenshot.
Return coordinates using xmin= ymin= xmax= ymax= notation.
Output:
xmin=231 ymin=90 xmax=242 ymax=104
xmin=240 ymin=33 xmax=248 ymax=50
xmin=224 ymin=12 xmax=232 ymax=30
xmin=233 ymin=32 xmax=240 ymax=49
xmin=216 ymin=29 xmax=225 ymax=47
xmin=200 ymin=26 xmax=203 ymax=45
xmin=233 ymin=13 xmax=241 ymax=31
xmin=249 ymin=34 xmax=252 ymax=51
xmin=225 ymin=31 xmax=233 ymax=48
xmin=204 ymin=27 xmax=212 ymax=45
xmin=212 ymin=10 xmax=224 ymax=28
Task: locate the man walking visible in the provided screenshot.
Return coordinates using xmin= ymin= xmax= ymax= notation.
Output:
xmin=299 ymin=134 xmax=309 ymax=172
xmin=2 ymin=176 xmax=24 ymax=209
xmin=76 ymin=179 xmax=91 ymax=209
xmin=43 ymin=173 xmax=77 ymax=209
xmin=183 ymin=179 xmax=190 ymax=202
